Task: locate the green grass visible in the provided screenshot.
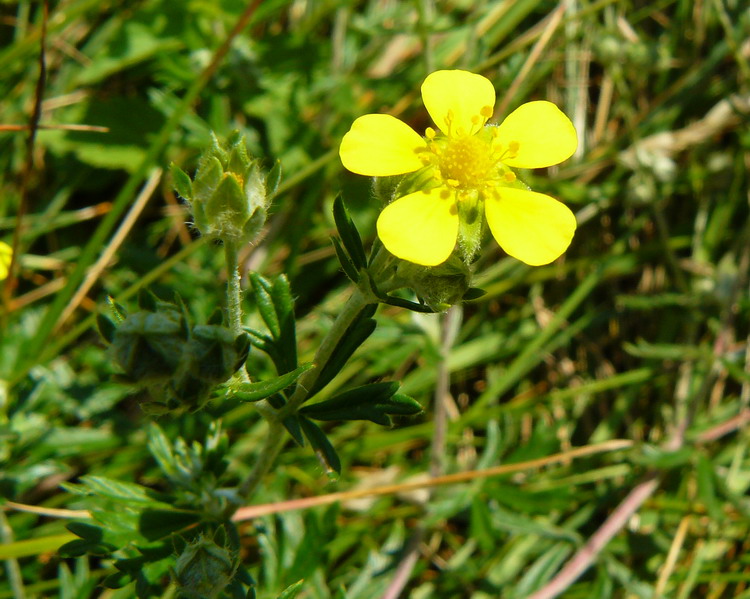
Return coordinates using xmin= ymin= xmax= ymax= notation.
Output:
xmin=2 ymin=1 xmax=749 ymax=598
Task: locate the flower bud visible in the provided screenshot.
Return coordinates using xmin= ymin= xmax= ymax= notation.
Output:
xmin=173 ymin=132 xmax=269 ymax=245
xmin=173 ymin=536 xmax=237 ymax=599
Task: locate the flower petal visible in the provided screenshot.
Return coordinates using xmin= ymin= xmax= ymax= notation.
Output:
xmin=377 ymin=188 xmax=458 ymax=266
xmin=495 ymin=101 xmax=577 ymax=169
xmin=0 ymin=241 xmax=12 ymax=280
xmin=340 ymin=114 xmax=427 ymax=176
xmin=421 ymin=70 xmax=495 ymax=138
xmin=484 ymin=187 xmax=576 ymax=265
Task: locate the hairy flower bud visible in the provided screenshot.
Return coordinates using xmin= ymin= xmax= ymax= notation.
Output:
xmin=172 ymin=132 xmax=270 ymax=246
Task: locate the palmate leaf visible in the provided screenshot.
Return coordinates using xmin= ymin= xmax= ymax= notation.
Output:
xmin=301 ymin=382 xmax=422 ymax=425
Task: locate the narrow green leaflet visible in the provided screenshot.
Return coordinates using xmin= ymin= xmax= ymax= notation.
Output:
xmin=332 ymin=235 xmax=360 ymax=284
xmin=301 ymin=382 xmax=422 ymax=425
xmin=232 ymin=364 xmax=313 ymax=402
xmin=299 ymin=418 xmax=341 ymax=475
xmin=333 ymin=195 xmax=367 ymax=270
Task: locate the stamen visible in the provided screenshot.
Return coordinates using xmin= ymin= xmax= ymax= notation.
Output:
xmin=425 ymin=127 xmax=436 ymax=140
xmin=504 ymin=172 xmax=516 ymax=182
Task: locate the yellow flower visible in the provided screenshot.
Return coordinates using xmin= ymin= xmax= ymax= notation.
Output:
xmin=339 ymin=70 xmax=578 ymax=266
xmin=0 ymin=241 xmax=12 ymax=281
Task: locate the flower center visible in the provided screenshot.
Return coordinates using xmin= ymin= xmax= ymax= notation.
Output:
xmin=437 ymin=136 xmax=494 ymax=188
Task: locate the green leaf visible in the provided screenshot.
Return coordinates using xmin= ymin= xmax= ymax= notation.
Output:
xmin=249 ymin=273 xmax=280 ymax=339
xmin=634 ymin=445 xmax=694 ymax=469
xmin=138 ymin=509 xmax=202 ymax=541
xmin=331 ymin=236 xmax=360 ymax=284
xmin=333 ymin=196 xmax=367 ymax=270
xmin=232 ymin=364 xmax=313 ymax=402
xmin=271 ymin=275 xmax=298 ymax=373
xmin=380 ymin=294 xmax=436 ymax=313
xmin=301 ymin=383 xmax=421 ymax=425
xmin=170 ymin=163 xmax=193 ymax=200
xmin=79 ymin=475 xmax=160 ymax=504
xmin=309 ymin=307 xmax=377 ymax=396
xmin=282 ymin=415 xmax=305 ymax=447
xmin=97 ymin=313 xmax=116 ymax=344
xmin=277 ymin=580 xmax=305 ymax=599
xmin=300 ymin=418 xmax=340 ymax=475
xmin=249 ymin=273 xmax=298 ymax=374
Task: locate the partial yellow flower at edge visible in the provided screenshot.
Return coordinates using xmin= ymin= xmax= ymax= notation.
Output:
xmin=0 ymin=241 xmax=13 ymax=281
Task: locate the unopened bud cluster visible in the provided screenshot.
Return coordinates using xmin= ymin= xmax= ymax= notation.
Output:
xmin=171 ymin=132 xmax=273 ymax=246
xmin=98 ymin=293 xmax=250 ymax=414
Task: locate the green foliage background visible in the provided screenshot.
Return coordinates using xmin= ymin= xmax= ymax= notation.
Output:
xmin=1 ymin=0 xmax=749 ymax=597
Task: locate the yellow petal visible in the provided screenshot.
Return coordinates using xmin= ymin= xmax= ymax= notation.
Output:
xmin=340 ymin=114 xmax=427 ymax=176
xmin=377 ymin=188 xmax=459 ymax=266
xmin=421 ymin=70 xmax=495 ymax=138
xmin=484 ymin=187 xmax=576 ymax=265
xmin=0 ymin=241 xmax=12 ymax=280
xmin=495 ymin=101 xmax=577 ymax=169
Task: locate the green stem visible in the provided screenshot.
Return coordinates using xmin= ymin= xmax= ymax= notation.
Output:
xmin=285 ymin=288 xmax=370 ymax=412
xmin=223 ymin=241 xmax=244 ymax=338
xmin=238 ymin=287 xmax=372 ymax=499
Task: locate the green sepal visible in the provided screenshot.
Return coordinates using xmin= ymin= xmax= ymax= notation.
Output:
xmin=333 ymin=196 xmax=367 ymax=270
xmin=97 ymin=313 xmax=116 ymax=344
xmin=170 ymin=163 xmax=193 ymax=200
xmin=301 ymin=382 xmax=421 ymax=425
xmin=300 ymin=418 xmax=341 ymax=475
xmin=232 ymin=363 xmax=313 ymax=402
xmin=192 ymin=156 xmax=224 ymax=207
xmin=282 ymin=414 xmax=305 ymax=447
xmin=308 ymin=307 xmax=377 ymax=397
xmin=266 ymin=160 xmax=282 ymax=198
xmin=462 ymin=287 xmax=487 ymax=301
xmin=207 ymin=173 xmax=246 ymax=222
xmin=331 ymin=236 xmax=360 ymax=284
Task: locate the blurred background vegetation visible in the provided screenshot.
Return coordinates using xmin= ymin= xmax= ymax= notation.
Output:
xmin=1 ymin=0 xmax=749 ymax=597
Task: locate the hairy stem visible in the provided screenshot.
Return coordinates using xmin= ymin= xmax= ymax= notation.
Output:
xmin=238 ymin=287 xmax=372 ymax=499
xmin=223 ymin=241 xmax=244 ymax=338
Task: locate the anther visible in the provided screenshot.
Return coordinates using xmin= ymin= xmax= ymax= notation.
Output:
xmin=480 ymin=105 xmax=493 ymax=118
